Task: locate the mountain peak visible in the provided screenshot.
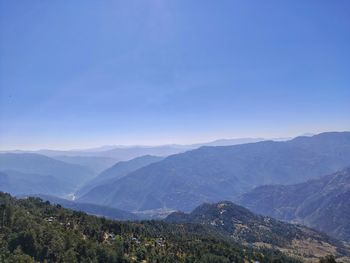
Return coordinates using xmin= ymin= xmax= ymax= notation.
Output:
xmin=165 ymin=201 xmax=348 ymax=261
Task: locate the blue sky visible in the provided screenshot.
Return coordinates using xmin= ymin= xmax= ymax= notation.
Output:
xmin=0 ymin=0 xmax=349 ymax=150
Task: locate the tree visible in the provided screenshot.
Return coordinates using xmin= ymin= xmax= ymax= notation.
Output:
xmin=6 ymin=247 xmax=35 ymax=263
xmin=320 ymin=255 xmax=337 ymax=263
xmin=63 ymin=249 xmax=78 ymax=263
xmin=199 ymin=253 xmax=230 ymax=263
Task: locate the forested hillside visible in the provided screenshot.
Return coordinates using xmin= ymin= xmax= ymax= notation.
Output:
xmin=0 ymin=192 xmax=302 ymax=263
xmin=165 ymin=201 xmax=350 ymax=262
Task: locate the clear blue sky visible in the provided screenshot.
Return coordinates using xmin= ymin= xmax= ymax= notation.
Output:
xmin=0 ymin=0 xmax=349 ymax=150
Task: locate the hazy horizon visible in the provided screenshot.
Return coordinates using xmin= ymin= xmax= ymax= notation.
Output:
xmin=0 ymin=130 xmax=347 ymax=151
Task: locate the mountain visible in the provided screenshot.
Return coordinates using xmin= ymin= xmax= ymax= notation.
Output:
xmin=192 ymin=137 xmax=266 ymax=147
xmin=0 ymin=192 xmax=304 ymax=263
xmin=165 ymin=201 xmax=350 ymax=262
xmin=0 ymin=170 xmax=64 ymax=196
xmin=51 ymin=155 xmax=117 ymax=174
xmin=23 ymin=194 xmax=138 ymax=220
xmin=0 ymin=153 xmax=94 ymax=196
xmin=238 ymin=167 xmax=350 ymax=242
xmin=75 ymin=155 xmax=163 ymax=197
xmin=32 ymin=145 xmax=193 ymax=160
xmin=4 ymin=137 xmax=270 ymax=161
xmin=78 ymin=132 xmax=350 ymax=213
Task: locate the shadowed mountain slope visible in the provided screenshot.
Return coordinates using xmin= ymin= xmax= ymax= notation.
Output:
xmin=51 ymin=155 xmax=117 ymax=174
xmin=238 ymin=167 xmax=350 ymax=242
xmin=76 ymin=155 xmax=163 ymax=197
xmin=0 ymin=170 xmax=64 ymax=196
xmin=79 ymin=132 xmax=350 ymax=212
xmin=0 ymin=153 xmax=94 ymax=196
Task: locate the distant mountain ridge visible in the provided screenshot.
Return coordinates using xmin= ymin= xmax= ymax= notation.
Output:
xmin=165 ymin=201 xmax=350 ymax=261
xmin=0 ymin=153 xmax=94 ymax=196
xmin=238 ymin=166 xmax=350 ymax=242
xmin=78 ymin=132 xmax=350 ymax=213
xmin=0 ymin=170 xmax=64 ymax=196
xmin=2 ymin=137 xmax=275 ymax=160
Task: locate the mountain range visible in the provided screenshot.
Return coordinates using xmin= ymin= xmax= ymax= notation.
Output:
xmin=238 ymin=166 xmax=350 ymax=242
xmin=78 ymin=132 xmax=350 ymax=213
xmin=0 ymin=153 xmax=94 ymax=196
xmin=1 ymin=131 xmax=350 ymax=261
xmin=3 ymin=137 xmax=276 ymax=161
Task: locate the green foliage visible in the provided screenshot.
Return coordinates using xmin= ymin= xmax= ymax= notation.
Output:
xmin=6 ymin=247 xmax=35 ymax=263
xmin=199 ymin=253 xmax=230 ymax=263
xmin=166 ymin=201 xmax=333 ymax=248
xmin=319 ymin=255 xmax=337 ymax=263
xmin=0 ymin=192 xmax=300 ymax=263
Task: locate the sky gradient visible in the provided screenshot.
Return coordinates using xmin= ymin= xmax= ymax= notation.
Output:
xmin=0 ymin=0 xmax=349 ymax=150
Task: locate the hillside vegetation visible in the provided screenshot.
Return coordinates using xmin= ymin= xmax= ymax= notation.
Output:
xmin=165 ymin=201 xmax=350 ymax=262
xmin=0 ymin=192 xmax=303 ymax=263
